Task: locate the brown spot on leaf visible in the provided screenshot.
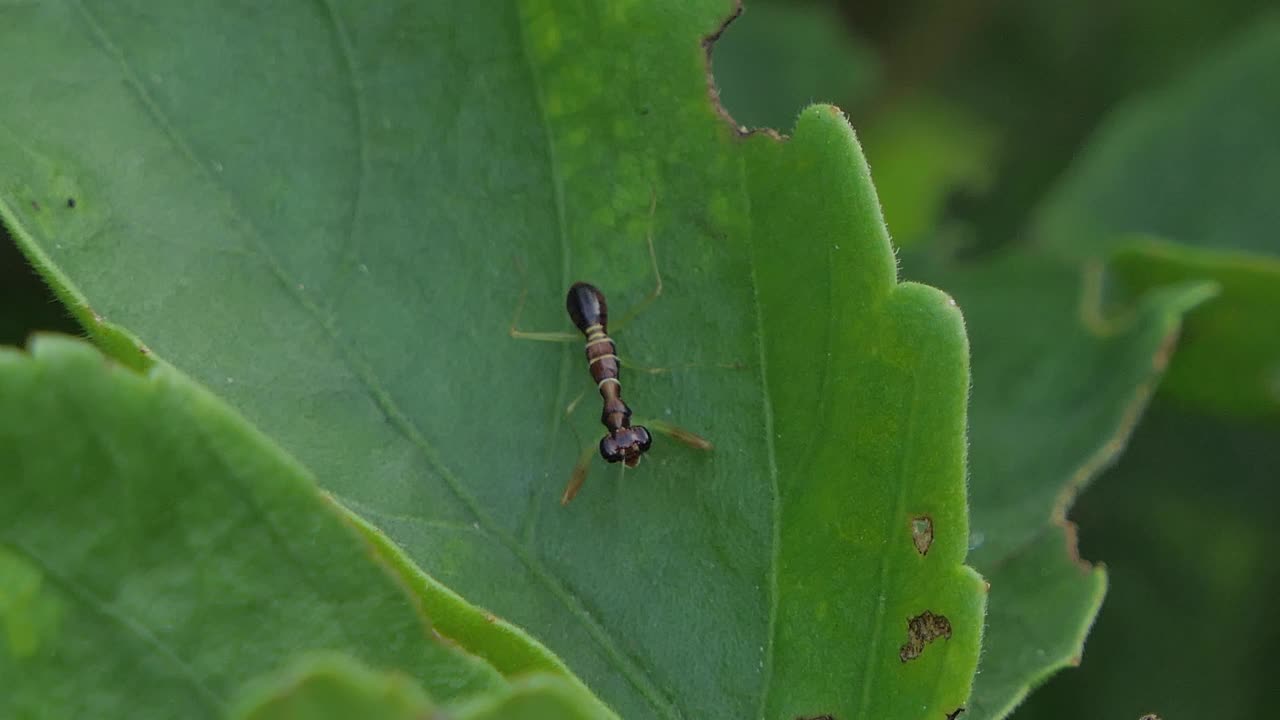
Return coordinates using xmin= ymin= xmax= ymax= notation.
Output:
xmin=1139 ymin=715 xmax=1162 ymax=720
xmin=911 ymin=515 xmax=934 ymax=555
xmin=899 ymin=610 xmax=952 ymax=662
xmin=946 ymin=709 xmax=965 ymax=720
xmin=796 ymin=715 xmax=836 ymax=720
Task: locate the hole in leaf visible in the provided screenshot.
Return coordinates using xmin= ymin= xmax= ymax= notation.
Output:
xmin=911 ymin=515 xmax=934 ymax=555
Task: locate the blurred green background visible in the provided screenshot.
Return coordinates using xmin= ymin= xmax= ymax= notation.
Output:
xmin=3 ymin=0 xmax=1277 ymax=717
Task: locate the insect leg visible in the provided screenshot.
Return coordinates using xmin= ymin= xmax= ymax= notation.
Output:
xmin=561 ymin=443 xmax=599 ymax=505
xmin=636 ymin=417 xmax=714 ymax=451
xmin=617 ymin=356 xmax=748 ymax=375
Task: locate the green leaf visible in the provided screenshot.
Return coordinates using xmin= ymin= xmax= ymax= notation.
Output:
xmin=331 ymin=498 xmax=611 ymax=701
xmin=1033 ymin=20 xmax=1280 ymax=418
xmin=971 ymin=529 xmax=1104 ymax=719
xmin=454 ymin=674 xmax=615 ymax=720
xmin=1108 ymin=239 xmax=1280 ymax=418
xmin=1012 ymin=406 xmax=1280 ymax=719
xmin=745 ymin=108 xmax=984 ymax=718
xmin=0 ymin=336 xmax=506 ymax=717
xmin=921 ymin=253 xmax=1214 ymax=719
xmin=230 ymin=653 xmax=603 ymax=720
xmin=230 ymin=654 xmax=437 ymax=720
xmin=0 ymin=3 xmax=984 ymax=717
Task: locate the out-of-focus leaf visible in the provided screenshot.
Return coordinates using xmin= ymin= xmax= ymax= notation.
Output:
xmin=861 ymin=95 xmax=996 ymax=249
xmin=230 ymin=654 xmax=602 ymax=720
xmin=0 ymin=336 xmax=509 ymax=718
xmin=1110 ymin=239 xmax=1280 ymax=418
xmin=455 ymin=675 xmax=616 ymax=720
xmin=969 ymin=529 xmax=1103 ymax=720
xmin=1035 ymin=19 xmax=1280 ymax=257
xmin=1012 ymin=406 xmax=1280 ymax=719
xmin=936 ymin=0 xmax=1272 ymax=253
xmin=0 ymin=3 xmax=985 ymax=718
xmin=711 ymin=0 xmax=879 ymax=131
xmin=921 ymin=253 xmax=1213 ymax=719
xmin=230 ymin=654 xmax=437 ymax=720
xmin=1034 ymin=20 xmax=1280 ymax=418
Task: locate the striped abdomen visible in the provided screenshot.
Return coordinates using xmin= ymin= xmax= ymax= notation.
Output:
xmin=565 ymin=282 xmax=652 ymax=466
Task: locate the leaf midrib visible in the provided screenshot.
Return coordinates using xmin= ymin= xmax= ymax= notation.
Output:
xmin=745 ymin=200 xmax=783 ymax=720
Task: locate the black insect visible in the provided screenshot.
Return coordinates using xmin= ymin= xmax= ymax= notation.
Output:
xmin=509 ymin=194 xmax=717 ymax=504
xmin=565 ymin=282 xmax=652 ymax=467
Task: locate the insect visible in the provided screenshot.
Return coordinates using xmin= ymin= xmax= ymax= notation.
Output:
xmin=510 ymin=194 xmax=715 ymax=504
xmin=566 ymin=281 xmax=652 ymax=468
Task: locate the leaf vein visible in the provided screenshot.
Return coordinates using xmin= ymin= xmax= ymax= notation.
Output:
xmin=747 ymin=192 xmax=783 ymax=720
xmin=317 ymin=0 xmax=371 ymax=312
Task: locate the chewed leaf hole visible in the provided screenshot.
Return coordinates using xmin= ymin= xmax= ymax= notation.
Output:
xmin=911 ymin=515 xmax=934 ymax=555
xmin=899 ymin=610 xmax=952 ymax=663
